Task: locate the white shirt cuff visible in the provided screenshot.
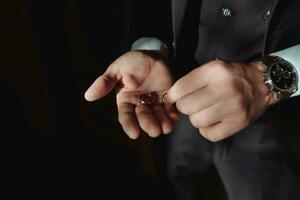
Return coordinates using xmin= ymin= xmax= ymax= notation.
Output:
xmin=131 ymin=37 xmax=169 ymax=59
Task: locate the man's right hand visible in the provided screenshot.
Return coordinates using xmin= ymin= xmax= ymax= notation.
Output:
xmin=84 ymin=51 xmax=179 ymax=139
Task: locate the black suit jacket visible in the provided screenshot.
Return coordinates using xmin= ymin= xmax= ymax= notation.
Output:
xmin=168 ymin=0 xmax=300 ymax=173
xmin=130 ymin=0 xmax=300 ymax=161
xmin=171 ymin=0 xmax=300 ymax=56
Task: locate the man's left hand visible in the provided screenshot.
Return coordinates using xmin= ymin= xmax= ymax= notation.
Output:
xmin=165 ymin=60 xmax=278 ymax=142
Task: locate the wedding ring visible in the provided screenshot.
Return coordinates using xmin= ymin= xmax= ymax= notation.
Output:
xmin=137 ymin=91 xmax=173 ymax=106
xmin=137 ymin=92 xmax=158 ymax=106
xmin=162 ymin=91 xmax=172 ymax=106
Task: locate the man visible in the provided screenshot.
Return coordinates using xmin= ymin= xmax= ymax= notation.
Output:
xmin=85 ymin=0 xmax=300 ymax=199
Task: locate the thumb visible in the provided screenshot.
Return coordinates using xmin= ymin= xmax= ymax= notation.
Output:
xmin=84 ymin=72 xmax=118 ymax=101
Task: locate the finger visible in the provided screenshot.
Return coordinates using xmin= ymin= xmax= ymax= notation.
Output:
xmin=85 ymin=72 xmax=118 ymax=101
xmin=85 ymin=61 xmax=120 ymax=101
xmin=152 ymin=106 xmax=173 ymax=134
xmin=189 ymin=100 xmax=233 ymax=128
xmin=118 ymin=90 xmax=166 ymax=106
xmin=199 ymin=115 xmax=247 ymax=142
xmin=165 ymin=66 xmax=208 ymax=104
xmin=135 ymin=105 xmax=161 ymax=137
xmin=117 ymin=91 xmax=140 ymax=105
xmin=150 ymin=90 xmax=180 ymax=123
xmin=163 ymin=104 xmax=180 ymax=124
xmin=118 ymin=102 xmax=140 ymax=139
xmin=84 ymin=74 xmax=118 ymax=101
xmin=122 ymin=73 xmax=140 ymax=90
xmin=176 ymin=86 xmax=216 ymax=115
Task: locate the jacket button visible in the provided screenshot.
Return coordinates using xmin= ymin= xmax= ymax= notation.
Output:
xmin=222 ymin=8 xmax=233 ymax=17
xmin=263 ymin=10 xmax=271 ymax=22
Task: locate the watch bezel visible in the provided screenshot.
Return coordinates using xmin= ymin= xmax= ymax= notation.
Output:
xmin=264 ymin=57 xmax=298 ymax=94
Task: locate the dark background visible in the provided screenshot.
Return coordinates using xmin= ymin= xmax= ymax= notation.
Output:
xmin=0 ymin=0 xmax=174 ymax=198
xmin=1 ymin=1 xmax=226 ymax=199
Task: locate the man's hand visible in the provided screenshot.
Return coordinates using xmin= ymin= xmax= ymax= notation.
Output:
xmin=85 ymin=51 xmax=179 ymax=139
xmin=165 ymin=60 xmax=278 ymax=142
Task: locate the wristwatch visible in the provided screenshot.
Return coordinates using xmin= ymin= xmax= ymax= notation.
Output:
xmin=257 ymin=55 xmax=299 ymax=100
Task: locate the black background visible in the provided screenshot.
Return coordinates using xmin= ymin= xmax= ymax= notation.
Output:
xmin=1 ymin=1 xmax=228 ymax=199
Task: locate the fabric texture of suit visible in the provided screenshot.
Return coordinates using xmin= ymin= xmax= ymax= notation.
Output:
xmin=155 ymin=0 xmax=300 ymax=199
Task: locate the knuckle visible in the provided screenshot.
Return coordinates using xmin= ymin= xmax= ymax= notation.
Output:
xmin=226 ymin=77 xmax=238 ymax=88
xmin=212 ymin=60 xmax=227 ymax=68
xmin=238 ymin=113 xmax=249 ymax=125
xmin=118 ymin=111 xmax=130 ymax=124
xmin=213 ymin=135 xmax=226 ymax=142
xmin=198 ymin=128 xmax=207 ymax=137
xmin=189 ymin=115 xmax=200 ymax=128
xmin=135 ymin=106 xmax=144 ymax=115
xmin=211 ymin=60 xmax=229 ymax=74
xmin=189 ymin=114 xmax=207 ymax=128
xmin=207 ymin=136 xmax=222 ymax=142
xmin=220 ymin=74 xmax=238 ymax=89
xmin=234 ymin=94 xmax=246 ymax=110
xmin=153 ymin=105 xmax=162 ymax=112
xmin=140 ymin=120 xmax=150 ymax=130
xmin=174 ymin=82 xmax=186 ymax=97
xmin=145 ymin=126 xmax=161 ymax=138
xmin=141 ymin=121 xmax=156 ymax=133
xmin=175 ymin=100 xmax=183 ymax=112
xmin=221 ymin=84 xmax=237 ymax=97
xmin=199 ymin=120 xmax=210 ymax=128
xmin=176 ymin=99 xmax=189 ymax=114
xmin=199 ymin=129 xmax=224 ymax=142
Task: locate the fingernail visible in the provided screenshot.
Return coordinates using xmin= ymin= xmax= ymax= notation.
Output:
xmin=128 ymin=133 xmax=139 ymax=140
xmin=162 ymin=92 xmax=173 ymax=106
xmin=84 ymin=90 xmax=93 ymax=101
xmin=163 ymin=127 xmax=173 ymax=135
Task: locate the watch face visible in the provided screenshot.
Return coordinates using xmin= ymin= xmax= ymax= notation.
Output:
xmin=269 ymin=60 xmax=298 ymax=92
